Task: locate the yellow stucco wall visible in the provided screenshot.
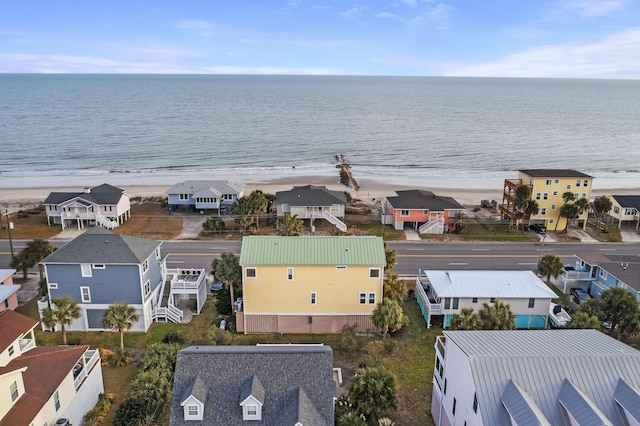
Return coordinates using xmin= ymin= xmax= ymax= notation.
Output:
xmin=519 ymin=172 xmax=592 ymax=230
xmin=242 ymin=264 xmax=384 ymax=314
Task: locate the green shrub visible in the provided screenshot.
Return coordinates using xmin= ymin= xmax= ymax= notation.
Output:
xmin=338 ymin=324 xmax=359 ymax=358
xmin=108 ymin=350 xmax=134 ymax=367
xmin=161 ymin=331 xmax=185 ymax=345
xmin=206 ymin=327 xmax=233 ymax=345
xmin=83 ymin=392 xmax=114 ymax=426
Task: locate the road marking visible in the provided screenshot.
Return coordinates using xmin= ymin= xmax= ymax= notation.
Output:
xmin=472 ymin=248 xmax=490 ymax=251
xmin=167 ymin=260 xmax=185 ymax=264
xmin=449 ymin=262 xmax=468 ymax=265
xmin=407 ymin=248 xmax=425 ymax=251
xmin=519 ymin=263 xmax=537 ymax=265
xmin=599 ymin=249 xmax=616 ymax=251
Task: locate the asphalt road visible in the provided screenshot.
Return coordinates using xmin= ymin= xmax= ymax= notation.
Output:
xmin=2 ymin=239 xmax=638 ymax=277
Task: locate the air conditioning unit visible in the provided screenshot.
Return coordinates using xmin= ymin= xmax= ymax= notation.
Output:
xmin=55 ymin=419 xmax=70 ymax=426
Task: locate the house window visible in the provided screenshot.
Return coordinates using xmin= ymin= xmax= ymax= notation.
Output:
xmin=247 ymin=405 xmax=258 ymax=416
xmin=444 ymin=378 xmax=448 ymax=395
xmin=359 ymin=293 xmax=367 ymax=304
xmin=473 ymin=393 xmax=478 ymax=413
xmin=49 ymin=282 xmax=58 ymax=289
xmin=81 ymin=264 xmax=92 ymax=277
xmin=3 ymin=299 xmax=8 ymax=309
xmin=54 ymin=390 xmax=60 ymax=411
xmin=581 ymin=193 xmax=586 ymax=199
xmin=453 ymin=397 xmax=457 ymax=416
xmin=614 ymin=206 xmax=620 ymax=214
xmin=551 ymin=204 xmax=556 ymax=210
xmin=528 ymin=298 xmax=535 ymax=308
xmin=553 ymin=191 xmax=558 ymax=196
xmin=8 ymin=345 xmax=14 ymax=356
xmin=444 ymin=298 xmax=451 ymax=309
xmin=81 ymin=286 xmax=91 ymax=303
xmin=246 ymin=268 xmax=257 ymax=278
xmin=543 ymin=193 xmax=548 ymax=200
xmin=336 ymin=266 xmax=347 ymax=270
xmin=541 ymin=208 xmax=546 ymax=215
xmin=156 ymin=247 xmax=161 ymax=259
xmin=369 ymin=268 xmax=380 ymax=278
xmin=625 ymin=208 xmax=636 ymax=215
xmin=555 ymin=179 xmax=559 ymax=184
xmin=574 ymin=193 xmax=579 ymax=200
xmin=490 ymin=298 xmax=496 ymax=303
xmin=310 ymin=292 xmax=317 ymax=305
xmin=599 ymin=269 xmax=608 ymax=280
xmin=423 ymin=210 xmax=430 ymax=215
xmin=535 ymin=193 xmax=541 ymax=200
xmin=368 ymin=293 xmax=376 ymax=304
xmin=106 ymin=206 xmax=113 ymax=212
xmin=472 ymin=297 xmax=478 ymax=303
xmin=179 ymin=193 xmax=189 ymax=200
xmin=287 ymin=267 xmax=294 ymax=281
xmin=546 ymin=179 xmax=552 ymax=185
xmin=549 ymin=219 xmax=554 ymax=224
xmin=576 ymin=179 xmax=581 ymax=186
xmin=142 ymin=259 xmax=149 ymax=273
xmin=400 ymin=210 xmax=409 ymax=216
xmin=93 ymin=264 xmax=105 ymax=269
xmin=583 ymin=179 xmax=588 ymax=187
xmin=187 ymin=405 xmax=199 ymax=416
xmin=144 ymin=280 xmax=150 ymax=297
xmin=452 ymin=298 xmax=459 ymax=309
xmin=10 ymin=381 xmax=19 ymax=402
xmin=282 ymin=203 xmax=291 ymax=212
xmin=331 ymin=204 xmax=340 ymax=212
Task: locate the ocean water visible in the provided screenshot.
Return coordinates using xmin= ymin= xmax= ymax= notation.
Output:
xmin=1 ymin=74 xmax=639 ymax=189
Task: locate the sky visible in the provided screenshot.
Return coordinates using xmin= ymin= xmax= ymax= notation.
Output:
xmin=1 ymin=0 xmax=639 ymax=78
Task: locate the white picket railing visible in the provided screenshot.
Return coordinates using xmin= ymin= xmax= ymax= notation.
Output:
xmin=152 ymin=304 xmax=183 ymax=323
xmin=95 ymin=213 xmax=119 ymax=230
xmin=323 ymin=211 xmax=348 ymax=232
xmin=419 ymin=217 xmax=445 ymax=234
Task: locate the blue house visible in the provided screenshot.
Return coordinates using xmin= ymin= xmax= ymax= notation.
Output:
xmin=166 ymin=180 xmax=243 ymax=213
xmin=416 ymin=270 xmax=557 ymax=329
xmin=560 ymin=253 xmax=640 ymax=302
xmin=38 ymin=227 xmax=207 ymax=332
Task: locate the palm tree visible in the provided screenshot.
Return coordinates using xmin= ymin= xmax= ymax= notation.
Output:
xmin=383 ymin=272 xmax=406 ymax=303
xmin=384 ymin=243 xmax=397 ymax=271
xmin=42 ymin=296 xmax=81 ymax=344
xmin=600 ymin=287 xmax=640 ymax=339
xmin=559 ymin=203 xmax=579 ymax=234
xmin=536 ymin=254 xmax=564 ymax=284
xmin=568 ymin=311 xmax=601 ymax=329
xmin=248 ymin=190 xmax=270 ymax=232
xmin=211 ymin=252 xmax=242 ymax=314
xmin=347 ymin=367 xmax=397 ymax=422
xmin=9 ymin=252 xmax=32 ymax=280
xmin=101 ymin=303 xmax=139 ymax=352
xmin=510 ymin=185 xmax=531 ymax=231
xmin=522 ymin=199 xmax=539 ymax=228
xmin=580 ymin=298 xmax=601 ymax=318
xmin=24 ymin=239 xmax=56 ymax=280
xmin=478 ymin=301 xmax=515 ymax=330
xmin=277 ymin=212 xmax=304 ymax=236
xmin=372 ymin=299 xmax=405 ymax=341
xmin=555 ymin=191 xmax=575 ymax=231
xmin=592 ymin=195 xmax=612 ymax=234
xmin=449 ymin=308 xmax=481 ymax=330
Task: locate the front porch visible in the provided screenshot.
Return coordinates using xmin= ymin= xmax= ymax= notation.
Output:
xmin=152 ymin=268 xmax=207 ymax=324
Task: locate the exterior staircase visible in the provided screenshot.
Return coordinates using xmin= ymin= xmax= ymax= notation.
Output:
xmin=323 ymin=211 xmax=347 ymax=232
xmin=419 ymin=217 xmax=445 ymax=234
xmin=95 ymin=213 xmax=119 ymax=230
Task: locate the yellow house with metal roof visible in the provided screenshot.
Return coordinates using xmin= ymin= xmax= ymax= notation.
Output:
xmin=237 ymin=236 xmax=386 ymax=334
xmin=500 ymin=169 xmax=593 ymax=231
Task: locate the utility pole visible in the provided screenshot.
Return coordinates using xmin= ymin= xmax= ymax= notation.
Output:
xmin=3 ymin=209 xmax=14 ymax=259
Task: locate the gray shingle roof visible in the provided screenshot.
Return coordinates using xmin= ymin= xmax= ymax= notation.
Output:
xmin=170 ymin=345 xmax=335 ymax=426
xmin=519 ymin=169 xmax=592 ymax=178
xmin=166 ymin=180 xmax=243 ymax=196
xmin=611 ymin=195 xmax=640 ymax=210
xmin=385 ymin=190 xmax=465 ymax=210
xmin=181 ymin=374 xmax=208 ymax=405
xmin=275 ymin=185 xmax=347 ymax=206
xmin=42 ymin=227 xmax=160 ymax=264
xmin=43 ymin=183 xmax=125 ymax=205
xmin=240 ymin=375 xmax=266 ymax=405
xmin=444 ymin=330 xmax=640 ymax=425
xmin=576 ymin=253 xmax=640 ymax=292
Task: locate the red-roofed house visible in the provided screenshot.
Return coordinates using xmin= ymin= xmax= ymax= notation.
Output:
xmin=0 ymin=310 xmax=103 ymax=426
xmin=382 ymin=190 xmax=466 ymax=234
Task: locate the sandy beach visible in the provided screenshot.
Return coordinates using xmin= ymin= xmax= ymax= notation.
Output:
xmin=1 ymin=172 xmax=638 ymax=210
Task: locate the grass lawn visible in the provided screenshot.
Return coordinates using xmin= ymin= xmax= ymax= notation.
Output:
xmin=111 ymin=202 xmax=182 ymax=240
xmin=1 ymin=206 xmax=60 ymax=239
xmin=546 ymin=281 xmax=568 ymax=305
xmin=458 ymin=223 xmax=535 ymax=242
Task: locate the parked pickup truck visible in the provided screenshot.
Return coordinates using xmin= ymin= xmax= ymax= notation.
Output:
xmin=549 ymin=303 xmax=571 ymax=328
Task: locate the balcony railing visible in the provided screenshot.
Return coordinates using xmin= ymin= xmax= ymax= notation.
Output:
xmin=74 ymin=349 xmax=100 ymax=389
xmin=415 ymin=278 xmax=443 ymax=314
xmin=435 ymin=335 xmax=446 ymax=358
xmin=167 ymin=268 xmax=206 ymax=289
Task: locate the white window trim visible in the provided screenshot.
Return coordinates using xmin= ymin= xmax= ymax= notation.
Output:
xmin=187 ymin=405 xmax=199 ymax=416
xmin=8 ymin=345 xmax=14 ymax=356
xmin=92 ymin=264 xmax=105 ymax=269
xmin=142 ymin=259 xmax=149 ymax=273
xmin=81 ymin=263 xmax=92 ymax=277
xmin=282 ymin=203 xmax=291 ymax=212
xmin=10 ymin=380 xmax=18 ymax=402
xmin=599 ymin=269 xmax=608 ymax=280
xmin=369 ymin=268 xmax=381 ymax=278
xmin=359 ymin=292 xmax=367 ymax=304
xmin=54 ymin=390 xmax=60 ymax=411
xmin=400 ymin=210 xmax=410 ymax=216
xmin=246 ymin=268 xmax=257 ymax=278
xmin=287 ymin=267 xmax=294 ymax=281
xmin=144 ymin=280 xmax=151 ymax=297
xmin=81 ymin=286 xmax=91 ymax=303
xmin=310 ymin=292 xmax=317 ymax=305
xmin=368 ymin=292 xmax=376 ymax=304
xmin=49 ymin=282 xmax=58 ymax=289
xmin=330 ymin=204 xmax=340 ymax=212
xmin=336 ymin=265 xmax=347 ymax=270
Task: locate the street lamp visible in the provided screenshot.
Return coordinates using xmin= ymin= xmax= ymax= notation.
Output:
xmin=3 ymin=209 xmax=14 ymax=259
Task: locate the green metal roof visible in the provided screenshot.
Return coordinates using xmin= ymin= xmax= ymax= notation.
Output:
xmin=239 ymin=236 xmax=386 ymax=266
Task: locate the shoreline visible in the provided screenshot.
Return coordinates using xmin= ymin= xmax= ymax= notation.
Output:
xmin=1 ymin=172 xmax=638 ymax=210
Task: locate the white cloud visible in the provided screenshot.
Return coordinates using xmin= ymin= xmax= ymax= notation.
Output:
xmin=564 ymin=0 xmax=628 ymax=18
xmin=341 ymin=7 xmax=361 ymax=18
xmin=444 ymin=27 xmax=640 ymax=78
xmin=376 ymin=12 xmax=402 ymax=20
xmin=173 ymin=19 xmax=216 ymax=37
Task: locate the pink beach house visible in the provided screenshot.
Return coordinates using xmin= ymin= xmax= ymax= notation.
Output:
xmin=382 ymin=190 xmax=466 ymax=234
xmin=0 ymin=269 xmax=19 ymax=312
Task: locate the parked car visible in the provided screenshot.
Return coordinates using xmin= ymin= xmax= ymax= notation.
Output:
xmin=573 ymin=288 xmax=590 ymax=304
xmin=210 ymin=280 xmax=223 ymax=292
xmin=529 ymin=223 xmax=547 ymax=234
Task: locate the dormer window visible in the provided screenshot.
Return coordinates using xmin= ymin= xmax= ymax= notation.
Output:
xmin=240 ymin=397 xmax=262 ymax=420
xmin=240 ymin=375 xmax=265 ymax=421
xmin=181 ymin=396 xmax=204 ymax=421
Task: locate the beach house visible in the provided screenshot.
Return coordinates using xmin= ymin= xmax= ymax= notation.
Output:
xmin=609 ymin=194 xmax=640 ymax=230
xmin=0 ymin=269 xmax=19 ymax=312
xmin=0 ymin=310 xmax=103 ymax=426
xmin=381 ymin=189 xmax=466 ymax=234
xmin=415 ymin=270 xmax=557 ymax=329
xmin=166 ymin=180 xmax=243 ymax=213
xmin=432 ymin=329 xmax=640 ymax=426
xmin=237 ymin=236 xmax=386 ymax=334
xmin=273 ymin=185 xmax=348 ymax=232
xmin=43 ymin=183 xmax=131 ymax=230
xmin=499 ymin=169 xmax=593 ymax=231
xmin=38 ymin=227 xmax=207 ymax=332
xmin=170 ymin=345 xmax=335 ymax=425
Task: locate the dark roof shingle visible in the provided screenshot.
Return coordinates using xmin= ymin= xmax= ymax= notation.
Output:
xmin=386 ymin=189 xmax=465 ymax=210
xmin=275 ymin=185 xmax=347 ymax=206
